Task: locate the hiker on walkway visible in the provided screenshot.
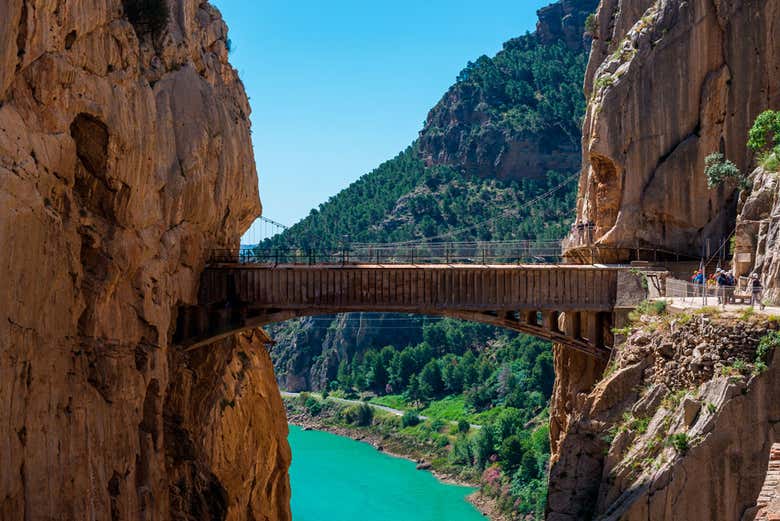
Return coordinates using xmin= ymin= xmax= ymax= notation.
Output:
xmin=692 ymin=269 xmax=704 ymax=285
xmin=716 ymin=269 xmax=729 ymax=305
xmin=725 ymin=270 xmax=736 ymax=304
xmin=751 ymin=273 xmax=765 ymax=310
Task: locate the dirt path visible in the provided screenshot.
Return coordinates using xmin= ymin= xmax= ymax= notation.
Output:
xmin=280 ymin=391 xmax=481 ymax=429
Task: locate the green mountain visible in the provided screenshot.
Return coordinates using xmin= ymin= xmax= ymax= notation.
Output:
xmin=266 ymin=1 xmax=597 ymax=518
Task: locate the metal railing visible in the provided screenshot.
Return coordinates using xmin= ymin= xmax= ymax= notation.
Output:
xmin=211 ymin=240 xmax=565 ymax=265
xmin=561 ymin=223 xmax=596 ymax=251
xmin=664 ymin=278 xmax=754 ymax=306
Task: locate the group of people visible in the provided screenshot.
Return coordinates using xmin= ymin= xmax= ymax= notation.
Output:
xmin=567 ymin=220 xmax=597 ymax=247
xmin=573 ymin=220 xmax=596 ymax=231
xmin=689 ymin=268 xmax=765 ymax=309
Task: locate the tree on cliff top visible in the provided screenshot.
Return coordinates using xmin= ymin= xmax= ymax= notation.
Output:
xmin=749 ymin=110 xmax=780 ymax=172
xmin=704 ymin=153 xmax=745 ymax=190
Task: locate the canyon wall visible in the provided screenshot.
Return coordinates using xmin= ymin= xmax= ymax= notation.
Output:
xmin=0 ymin=1 xmax=290 ymax=520
xmin=548 ymin=315 xmax=780 ymax=520
xmin=736 ymin=166 xmax=780 ymax=303
xmin=570 ymin=0 xmax=780 ymax=261
xmin=550 ymin=1 xmax=780 ymax=518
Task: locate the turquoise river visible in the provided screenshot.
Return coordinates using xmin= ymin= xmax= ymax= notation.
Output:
xmin=288 ymin=425 xmax=486 ymax=521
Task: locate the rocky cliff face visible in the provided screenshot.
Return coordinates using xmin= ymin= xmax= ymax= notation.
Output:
xmin=418 ymin=0 xmax=597 ymax=182
xmin=0 ymin=1 xmax=290 ymax=520
xmin=552 ymin=1 xmax=780 ymax=518
xmin=269 ymin=313 xmax=425 ymax=391
xmin=548 ymin=313 xmax=780 ymax=520
xmin=736 ymin=166 xmax=780 ymax=303
xmin=570 ymin=0 xmax=780 ymax=262
xmin=536 ymin=0 xmax=597 ymax=49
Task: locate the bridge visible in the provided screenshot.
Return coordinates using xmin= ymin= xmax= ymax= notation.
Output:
xmin=175 ymin=243 xmax=645 ymax=359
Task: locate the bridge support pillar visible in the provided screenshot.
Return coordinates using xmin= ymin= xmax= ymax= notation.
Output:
xmin=585 ymin=312 xmax=605 ymax=348
xmin=564 ymin=311 xmax=582 ymax=340
xmin=542 ymin=311 xmax=562 ymax=335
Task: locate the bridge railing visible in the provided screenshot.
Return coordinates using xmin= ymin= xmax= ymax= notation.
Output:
xmin=212 ymin=240 xmax=565 ymax=265
xmin=664 ymin=277 xmax=754 ymax=306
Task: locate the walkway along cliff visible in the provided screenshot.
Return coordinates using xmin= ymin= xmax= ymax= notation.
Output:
xmin=551 ymin=0 xmax=780 ymax=519
xmin=0 ymin=1 xmax=290 ymax=520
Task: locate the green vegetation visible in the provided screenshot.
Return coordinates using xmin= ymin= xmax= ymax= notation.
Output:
xmin=704 ymin=152 xmax=746 ymax=189
xmin=757 ymin=330 xmax=780 ymax=364
xmin=342 ymin=403 xmax=374 ymax=426
xmin=402 ymin=411 xmax=421 ymax=428
xmin=445 ymin=35 xmax=588 ymax=146
xmin=662 ymin=390 xmax=688 ymax=410
xmin=720 ymin=359 xmax=749 ymax=377
xmin=628 ymin=299 xmax=668 ymax=323
xmin=332 ymin=319 xmax=553 ymax=416
xmin=749 ymin=110 xmax=780 ymax=172
xmin=122 ymin=0 xmax=169 ymax=38
xmin=629 ymin=416 xmax=650 ymax=435
xmin=370 ymin=394 xmax=407 ymax=411
xmin=739 ymin=307 xmax=756 ymax=321
xmin=594 ymin=73 xmax=615 ymax=92
xmin=261 ymin=148 xmax=575 ymax=249
xmin=584 ymin=13 xmax=598 ymax=36
xmin=304 ymin=395 xmax=323 ymax=416
xmin=667 ymin=433 xmax=690 ymax=455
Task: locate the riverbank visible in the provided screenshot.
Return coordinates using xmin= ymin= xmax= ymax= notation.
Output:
xmin=284 ymin=397 xmax=512 ymax=521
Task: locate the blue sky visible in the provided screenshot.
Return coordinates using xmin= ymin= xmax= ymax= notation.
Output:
xmin=211 ymin=0 xmax=551 ymax=237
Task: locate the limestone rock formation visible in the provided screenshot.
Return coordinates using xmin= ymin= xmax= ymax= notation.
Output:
xmin=0 ymin=1 xmax=290 ymax=520
xmin=417 ymin=0 xmax=597 ymax=182
xmin=735 ymin=167 xmax=780 ymax=303
xmin=569 ymin=0 xmax=780 ymax=262
xmin=536 ymin=0 xmax=598 ymax=49
xmin=548 ymin=315 xmax=780 ymax=520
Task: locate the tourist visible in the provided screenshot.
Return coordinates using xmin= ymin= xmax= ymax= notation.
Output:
xmin=751 ymin=273 xmax=765 ymax=310
xmin=716 ymin=269 xmax=729 ymax=305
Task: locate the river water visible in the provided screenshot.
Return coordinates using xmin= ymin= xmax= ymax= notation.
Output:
xmin=288 ymin=425 xmax=485 ymax=521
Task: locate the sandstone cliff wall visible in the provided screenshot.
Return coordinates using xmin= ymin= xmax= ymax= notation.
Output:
xmin=0 ymin=1 xmax=290 ymax=519
xmin=571 ymin=0 xmax=780 ymax=261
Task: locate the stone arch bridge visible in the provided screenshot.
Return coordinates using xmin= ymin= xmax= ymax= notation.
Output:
xmin=175 ymin=260 xmax=644 ymax=359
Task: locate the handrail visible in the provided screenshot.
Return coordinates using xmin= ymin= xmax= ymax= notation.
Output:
xmin=212 ymin=241 xmax=565 ymax=265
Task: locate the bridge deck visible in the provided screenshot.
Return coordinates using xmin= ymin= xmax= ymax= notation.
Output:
xmin=174 ymin=263 xmax=633 ymax=359
xmin=199 ymin=263 xmax=620 ymax=312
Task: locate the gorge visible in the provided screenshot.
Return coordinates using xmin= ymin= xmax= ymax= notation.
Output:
xmin=3 ymin=1 xmax=780 ymax=521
